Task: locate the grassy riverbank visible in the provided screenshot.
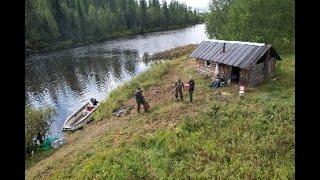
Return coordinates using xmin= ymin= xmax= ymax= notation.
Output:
xmin=26 ymin=51 xmax=294 ymax=179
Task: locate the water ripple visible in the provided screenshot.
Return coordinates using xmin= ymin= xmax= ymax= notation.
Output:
xmin=25 ymin=24 xmax=209 ymax=138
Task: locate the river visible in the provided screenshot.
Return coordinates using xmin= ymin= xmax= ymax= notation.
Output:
xmin=25 ymin=23 xmax=209 ymax=138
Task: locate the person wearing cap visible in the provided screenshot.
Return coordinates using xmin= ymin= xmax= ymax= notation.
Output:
xmin=134 ymin=88 xmax=145 ymax=113
xmin=188 ymin=76 xmax=195 ymax=102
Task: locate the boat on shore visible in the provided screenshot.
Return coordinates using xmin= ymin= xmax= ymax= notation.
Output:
xmin=62 ymin=102 xmax=99 ymax=131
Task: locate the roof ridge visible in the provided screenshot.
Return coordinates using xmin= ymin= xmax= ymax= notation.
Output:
xmin=206 ymin=39 xmax=265 ymax=46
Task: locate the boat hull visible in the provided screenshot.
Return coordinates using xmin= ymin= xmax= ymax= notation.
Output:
xmin=62 ymin=102 xmax=99 ymax=131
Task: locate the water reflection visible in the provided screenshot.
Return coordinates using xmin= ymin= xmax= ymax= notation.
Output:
xmin=25 ymin=24 xmax=209 ymax=138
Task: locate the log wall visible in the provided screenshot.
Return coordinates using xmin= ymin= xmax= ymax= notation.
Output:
xmin=248 ymin=63 xmax=265 ymax=86
xmin=196 ymin=59 xmax=226 ymax=78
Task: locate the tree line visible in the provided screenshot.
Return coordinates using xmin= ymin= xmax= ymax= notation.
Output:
xmin=25 ymin=0 xmax=203 ymax=51
xmin=206 ymin=0 xmax=295 ymax=53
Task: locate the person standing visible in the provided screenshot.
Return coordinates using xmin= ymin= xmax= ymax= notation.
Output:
xmin=188 ymin=76 xmax=195 ymax=102
xmin=134 ymin=88 xmax=145 ymax=113
xmin=36 ymin=132 xmax=44 ymax=146
xmin=174 ymin=77 xmax=184 ymax=101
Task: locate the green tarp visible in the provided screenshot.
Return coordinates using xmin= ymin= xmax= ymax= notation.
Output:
xmin=40 ymin=137 xmax=58 ymax=151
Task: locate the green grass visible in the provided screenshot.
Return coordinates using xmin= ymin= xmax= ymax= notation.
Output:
xmin=26 ymin=53 xmax=294 ymax=179
xmin=25 ymin=148 xmax=56 ymax=169
xmin=93 ymin=59 xmax=181 ymax=121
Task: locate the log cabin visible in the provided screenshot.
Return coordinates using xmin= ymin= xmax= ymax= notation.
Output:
xmin=189 ymin=40 xmax=282 ymax=87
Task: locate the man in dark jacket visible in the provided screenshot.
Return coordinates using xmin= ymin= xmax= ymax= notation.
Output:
xmin=188 ymin=76 xmax=195 ymax=102
xmin=134 ymin=88 xmax=145 ymax=113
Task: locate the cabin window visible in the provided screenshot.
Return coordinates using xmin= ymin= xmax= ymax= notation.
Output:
xmin=205 ymin=60 xmax=211 ymax=67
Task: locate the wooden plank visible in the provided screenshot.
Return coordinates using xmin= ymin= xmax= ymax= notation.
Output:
xmin=198 ymin=42 xmax=213 ymax=59
xmin=248 ymin=63 xmax=265 ymax=86
xmin=197 ymin=61 xmax=215 ymax=75
xmin=223 ymin=44 xmax=248 ymax=66
xmin=195 ymin=41 xmax=209 ymax=58
xmin=270 ymin=58 xmax=276 ymax=78
xmin=223 ymin=65 xmax=232 ymax=83
xmin=210 ymin=43 xmax=232 ymax=64
xmin=242 ymin=45 xmax=270 ymax=69
xmin=240 ymin=69 xmax=250 ymax=87
xmin=232 ymin=45 xmax=256 ymax=67
xmin=240 ymin=46 xmax=265 ymax=69
xmin=203 ymin=42 xmax=223 ymax=61
xmin=190 ymin=41 xmax=207 ymax=58
xmin=237 ymin=46 xmax=260 ymax=69
xmin=227 ymin=44 xmax=251 ymax=66
xmin=206 ymin=43 xmax=224 ymax=62
xmin=216 ymin=43 xmax=239 ymax=64
xmin=202 ymin=42 xmax=220 ymax=60
xmin=264 ymin=49 xmax=271 ymax=79
xmin=191 ymin=42 xmax=206 ymax=58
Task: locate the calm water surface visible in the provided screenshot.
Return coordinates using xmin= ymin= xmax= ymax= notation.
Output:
xmin=25 ymin=24 xmax=209 ymax=138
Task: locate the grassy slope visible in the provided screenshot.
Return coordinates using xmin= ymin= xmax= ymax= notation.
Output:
xmin=25 ymin=54 xmax=295 ymax=179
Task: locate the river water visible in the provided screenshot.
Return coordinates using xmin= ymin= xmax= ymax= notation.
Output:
xmin=25 ymin=24 xmax=209 ymax=138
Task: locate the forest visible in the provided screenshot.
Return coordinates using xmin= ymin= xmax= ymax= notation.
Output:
xmin=206 ymin=0 xmax=295 ymax=53
xmin=25 ymin=0 xmax=203 ymax=51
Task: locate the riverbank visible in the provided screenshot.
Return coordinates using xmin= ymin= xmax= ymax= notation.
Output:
xmin=25 ymin=23 xmax=203 ymax=56
xmin=26 ymin=47 xmax=294 ymax=179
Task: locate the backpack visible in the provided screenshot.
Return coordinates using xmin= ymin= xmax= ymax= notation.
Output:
xmin=143 ymin=101 xmax=150 ymax=112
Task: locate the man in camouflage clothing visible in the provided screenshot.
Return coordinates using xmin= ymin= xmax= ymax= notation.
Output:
xmin=174 ymin=77 xmax=184 ymax=101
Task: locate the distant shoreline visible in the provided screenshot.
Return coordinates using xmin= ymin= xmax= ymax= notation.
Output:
xmin=25 ymin=23 xmax=205 ymax=57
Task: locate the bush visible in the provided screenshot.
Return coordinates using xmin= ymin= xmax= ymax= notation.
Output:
xmin=25 ymin=106 xmax=55 ymax=157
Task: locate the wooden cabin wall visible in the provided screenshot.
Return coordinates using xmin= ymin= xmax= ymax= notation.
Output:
xmin=222 ymin=65 xmax=232 ymax=83
xmin=195 ymin=59 xmax=228 ymax=78
xmin=196 ymin=59 xmax=216 ymax=75
xmin=239 ymin=69 xmax=250 ymax=87
xmin=218 ymin=64 xmax=226 ymax=78
xmin=248 ymin=63 xmax=265 ymax=86
xmin=264 ymin=57 xmax=276 ymax=79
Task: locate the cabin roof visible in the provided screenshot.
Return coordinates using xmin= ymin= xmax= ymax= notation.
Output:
xmin=189 ymin=40 xmax=281 ymax=70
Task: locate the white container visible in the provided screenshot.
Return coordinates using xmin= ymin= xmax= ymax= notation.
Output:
xmin=240 ymin=85 xmax=245 ymax=91
xmin=239 ymin=90 xmax=245 ymax=96
xmin=239 ymin=85 xmax=245 ymax=96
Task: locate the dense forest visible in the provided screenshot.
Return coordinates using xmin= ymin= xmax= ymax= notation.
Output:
xmin=206 ymin=0 xmax=295 ymax=53
xmin=25 ymin=0 xmax=203 ymax=51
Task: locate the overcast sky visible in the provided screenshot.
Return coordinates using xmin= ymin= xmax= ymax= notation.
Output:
xmin=166 ymin=0 xmax=210 ymax=9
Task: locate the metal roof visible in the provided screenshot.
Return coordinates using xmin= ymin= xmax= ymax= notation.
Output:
xmin=189 ymin=40 xmax=281 ymax=70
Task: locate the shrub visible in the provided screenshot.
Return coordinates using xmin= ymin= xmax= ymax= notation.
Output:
xmin=25 ymin=106 xmax=55 ymax=157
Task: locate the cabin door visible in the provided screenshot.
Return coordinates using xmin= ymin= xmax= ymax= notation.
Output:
xmin=231 ymin=67 xmax=240 ymax=83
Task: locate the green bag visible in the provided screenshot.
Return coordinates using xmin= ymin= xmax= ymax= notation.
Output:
xmin=40 ymin=137 xmax=58 ymax=151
